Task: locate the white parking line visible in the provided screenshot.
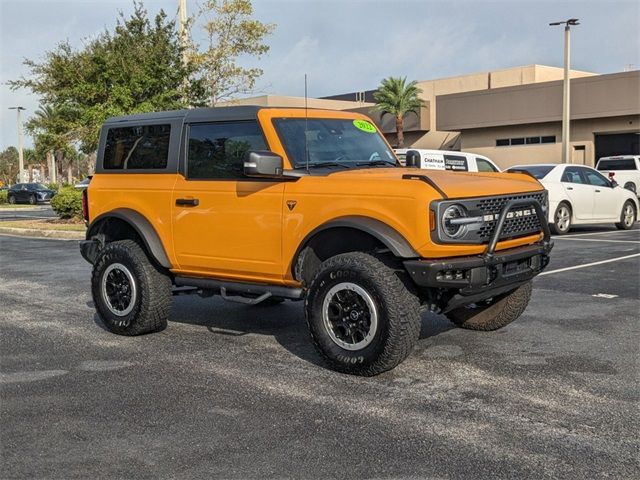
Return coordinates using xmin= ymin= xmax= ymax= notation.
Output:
xmin=563 ymin=229 xmax=639 ymax=238
xmin=540 ymin=253 xmax=640 ymax=276
xmin=553 ymin=237 xmax=640 ymax=244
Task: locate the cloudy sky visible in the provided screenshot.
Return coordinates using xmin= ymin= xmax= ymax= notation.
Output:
xmin=1 ymin=0 xmax=638 ymax=149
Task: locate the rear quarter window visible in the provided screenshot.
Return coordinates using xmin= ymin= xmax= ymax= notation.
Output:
xmin=103 ymin=124 xmax=171 ymax=170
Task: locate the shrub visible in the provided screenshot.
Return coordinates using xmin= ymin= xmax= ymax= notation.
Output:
xmin=46 ymin=183 xmax=60 ymax=192
xmin=0 ymin=190 xmax=7 ymax=204
xmin=51 ymin=187 xmax=82 ymax=219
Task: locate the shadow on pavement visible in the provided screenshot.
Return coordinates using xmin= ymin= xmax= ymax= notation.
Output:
xmin=87 ymin=295 xmax=457 ymax=371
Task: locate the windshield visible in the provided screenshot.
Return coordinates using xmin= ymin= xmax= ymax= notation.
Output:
xmin=507 ymin=165 xmax=554 ymax=179
xmin=29 ymin=183 xmax=48 ymax=190
xmin=273 ymin=118 xmax=397 ymax=168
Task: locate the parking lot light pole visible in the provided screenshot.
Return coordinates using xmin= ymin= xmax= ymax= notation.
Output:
xmin=8 ymin=106 xmax=26 ymax=182
xmin=549 ymin=18 xmax=579 ymax=164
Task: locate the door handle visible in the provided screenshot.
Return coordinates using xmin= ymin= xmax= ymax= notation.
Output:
xmin=176 ymin=198 xmax=199 ymax=206
xmin=595 ymin=189 xmax=601 ymax=193
xmin=566 ymin=187 xmax=573 ymax=190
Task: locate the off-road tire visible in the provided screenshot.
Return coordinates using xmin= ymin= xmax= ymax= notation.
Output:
xmin=8 ymin=195 xmax=16 ymax=204
xmin=550 ymin=202 xmax=572 ymax=235
xmin=446 ymin=282 xmax=532 ymax=331
xmin=305 ymin=252 xmax=421 ymax=376
xmin=615 ymin=200 xmax=636 ymax=230
xmin=92 ymin=239 xmax=171 ymax=336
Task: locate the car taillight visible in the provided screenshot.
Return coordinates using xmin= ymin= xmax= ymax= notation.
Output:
xmin=82 ymin=189 xmax=89 ymax=221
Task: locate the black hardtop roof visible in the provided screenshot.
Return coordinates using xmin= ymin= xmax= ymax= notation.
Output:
xmin=104 ymin=105 xmax=332 ymax=124
xmin=104 ymin=105 xmax=262 ymax=124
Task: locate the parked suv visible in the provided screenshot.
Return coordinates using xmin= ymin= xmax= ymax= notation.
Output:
xmin=7 ymin=183 xmax=56 ymax=204
xmin=80 ymin=107 xmax=552 ymax=376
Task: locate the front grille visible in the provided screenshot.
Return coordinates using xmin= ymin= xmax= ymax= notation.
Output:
xmin=474 ymin=192 xmax=545 ymax=241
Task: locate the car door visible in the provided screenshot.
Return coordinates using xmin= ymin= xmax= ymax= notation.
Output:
xmin=560 ymin=166 xmax=594 ymax=220
xmin=16 ymin=184 xmax=28 ymax=202
xmin=583 ymin=167 xmax=619 ymax=220
xmin=171 ymin=120 xmax=285 ymax=282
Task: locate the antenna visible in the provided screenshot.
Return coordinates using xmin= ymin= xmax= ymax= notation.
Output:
xmin=305 ymin=73 xmax=310 ymax=173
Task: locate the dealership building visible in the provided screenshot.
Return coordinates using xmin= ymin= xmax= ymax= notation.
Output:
xmin=226 ymin=65 xmax=640 ymax=169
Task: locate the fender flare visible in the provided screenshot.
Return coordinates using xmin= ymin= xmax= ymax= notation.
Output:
xmin=87 ymin=208 xmax=172 ymax=269
xmin=295 ymin=215 xmax=419 ymax=262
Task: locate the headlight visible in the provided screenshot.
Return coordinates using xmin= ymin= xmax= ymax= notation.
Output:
xmin=441 ymin=204 xmax=468 ymax=238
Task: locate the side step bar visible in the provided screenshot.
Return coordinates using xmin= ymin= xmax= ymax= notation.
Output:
xmin=174 ymin=276 xmax=304 ymax=304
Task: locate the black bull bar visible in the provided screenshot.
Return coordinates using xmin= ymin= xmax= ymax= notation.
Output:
xmin=403 ymin=198 xmax=553 ymax=312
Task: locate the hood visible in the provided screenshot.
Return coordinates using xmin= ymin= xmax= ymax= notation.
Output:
xmin=327 ymin=167 xmax=544 ymax=199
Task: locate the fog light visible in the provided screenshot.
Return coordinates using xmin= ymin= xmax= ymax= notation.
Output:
xmin=436 ymin=269 xmax=467 ymax=282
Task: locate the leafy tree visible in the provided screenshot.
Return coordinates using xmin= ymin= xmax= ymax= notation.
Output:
xmin=193 ymin=0 xmax=275 ymax=105
xmin=0 ymin=147 xmax=19 ymax=186
xmin=11 ymin=2 xmax=206 ymax=155
xmin=372 ymin=77 xmax=424 ymax=148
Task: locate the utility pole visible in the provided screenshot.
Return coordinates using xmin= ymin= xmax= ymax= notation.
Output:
xmin=178 ymin=0 xmax=188 ymax=66
xmin=8 ymin=106 xmax=26 ymax=182
xmin=549 ymin=18 xmax=579 ymax=164
xmin=178 ymin=0 xmax=190 ymax=105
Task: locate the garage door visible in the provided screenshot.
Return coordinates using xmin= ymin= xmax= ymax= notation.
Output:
xmin=595 ymin=132 xmax=640 ymax=160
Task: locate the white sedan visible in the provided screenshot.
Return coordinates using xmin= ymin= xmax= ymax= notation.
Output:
xmin=506 ymin=164 xmax=638 ymax=234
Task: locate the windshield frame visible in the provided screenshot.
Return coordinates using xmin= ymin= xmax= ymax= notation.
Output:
xmin=271 ymin=117 xmax=398 ymax=170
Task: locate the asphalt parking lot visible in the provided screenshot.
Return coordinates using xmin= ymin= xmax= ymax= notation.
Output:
xmin=1 ymin=226 xmax=639 ymax=479
xmin=0 ymin=205 xmax=57 ymax=221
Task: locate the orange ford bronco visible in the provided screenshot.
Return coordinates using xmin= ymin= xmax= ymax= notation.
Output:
xmin=80 ymin=106 xmax=552 ymax=376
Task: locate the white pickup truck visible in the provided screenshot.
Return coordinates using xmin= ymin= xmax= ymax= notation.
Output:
xmin=596 ymin=155 xmax=640 ymax=197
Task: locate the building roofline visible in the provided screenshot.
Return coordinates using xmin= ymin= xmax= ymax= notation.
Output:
xmin=436 ymin=69 xmax=639 ymax=101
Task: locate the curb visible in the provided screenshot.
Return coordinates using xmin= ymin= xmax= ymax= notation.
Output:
xmin=0 ymin=207 xmax=45 ymax=212
xmin=0 ymin=226 xmax=84 ymax=240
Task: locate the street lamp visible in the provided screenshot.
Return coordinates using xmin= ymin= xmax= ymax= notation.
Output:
xmin=8 ymin=106 xmax=26 ymax=182
xmin=549 ymin=18 xmax=579 ymax=164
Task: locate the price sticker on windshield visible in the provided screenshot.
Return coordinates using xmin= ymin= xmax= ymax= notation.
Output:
xmin=353 ymin=119 xmax=377 ymax=133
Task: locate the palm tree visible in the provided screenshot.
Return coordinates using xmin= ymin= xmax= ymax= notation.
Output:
xmin=372 ymin=77 xmax=424 ymax=148
xmin=30 ymin=105 xmax=73 ymax=184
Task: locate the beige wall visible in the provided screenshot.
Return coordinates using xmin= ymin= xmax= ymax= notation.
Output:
xmin=437 ymin=71 xmax=640 ymax=130
xmin=459 ymin=115 xmax=640 ymax=169
xmin=414 ymin=65 xmax=595 ymax=149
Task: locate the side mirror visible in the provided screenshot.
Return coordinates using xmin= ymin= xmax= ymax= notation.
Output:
xmin=611 ymin=180 xmax=618 ymax=188
xmin=405 ymin=150 xmax=421 ymax=168
xmin=244 ymin=151 xmax=283 ymax=178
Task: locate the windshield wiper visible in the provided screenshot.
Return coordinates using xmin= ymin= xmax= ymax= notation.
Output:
xmin=294 ymin=162 xmax=351 ymax=170
xmin=355 ymin=160 xmax=397 ymax=167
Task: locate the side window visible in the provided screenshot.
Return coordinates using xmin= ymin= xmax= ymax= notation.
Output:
xmin=103 ymin=124 xmax=171 ymax=170
xmin=583 ymin=169 xmax=611 ymax=187
xmin=476 ymin=158 xmax=498 ymax=172
xmin=561 ymin=167 xmax=585 ymax=184
xmin=443 ymin=154 xmax=468 ymax=172
xmin=187 ymin=121 xmax=267 ymax=179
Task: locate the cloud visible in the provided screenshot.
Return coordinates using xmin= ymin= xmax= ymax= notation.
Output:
xmin=2 ymin=0 xmax=639 ymax=150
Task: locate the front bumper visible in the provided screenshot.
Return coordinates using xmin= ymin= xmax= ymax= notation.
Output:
xmin=404 ymin=197 xmax=553 ymax=312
